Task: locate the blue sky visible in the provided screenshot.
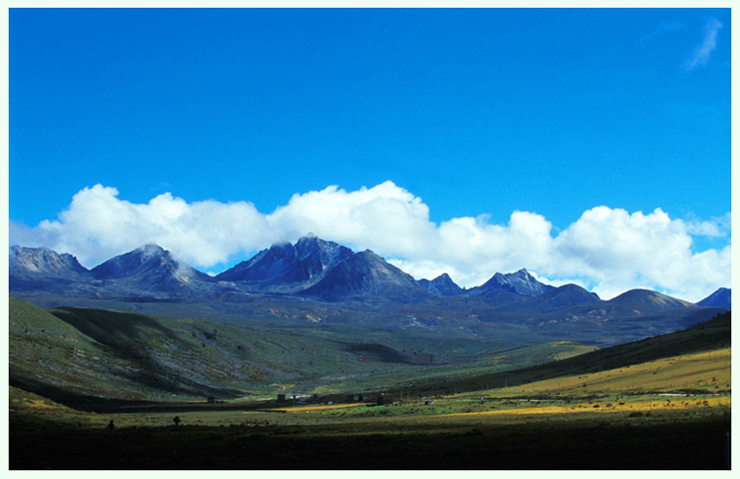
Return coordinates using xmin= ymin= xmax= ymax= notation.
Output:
xmin=8 ymin=8 xmax=731 ymax=301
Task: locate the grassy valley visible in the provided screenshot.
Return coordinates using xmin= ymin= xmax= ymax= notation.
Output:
xmin=8 ymin=297 xmax=731 ymax=469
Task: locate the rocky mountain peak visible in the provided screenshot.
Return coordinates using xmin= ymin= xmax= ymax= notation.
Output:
xmin=10 ymin=245 xmax=89 ymax=276
xmin=476 ymin=268 xmax=554 ymax=297
xmin=92 ymin=244 xmax=175 ymax=279
xmin=418 ymin=272 xmax=464 ymax=296
xmin=300 ymin=248 xmax=428 ymax=302
xmin=215 ymin=235 xmax=352 ymax=286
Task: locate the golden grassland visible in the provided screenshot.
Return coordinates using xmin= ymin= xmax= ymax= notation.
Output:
xmin=269 ymin=402 xmax=367 ymax=412
xmin=432 ymin=395 xmax=730 ymax=419
xmin=259 ymin=346 xmax=732 ymax=431
xmin=491 ymin=347 xmax=731 ymax=395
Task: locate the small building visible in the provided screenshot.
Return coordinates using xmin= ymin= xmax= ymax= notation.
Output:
xmin=207 ymin=396 xmax=224 ymax=404
xmin=277 ymin=393 xmax=286 ymax=402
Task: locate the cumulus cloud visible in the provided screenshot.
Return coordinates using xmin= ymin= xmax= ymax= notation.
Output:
xmin=9 ymin=182 xmax=730 ymax=302
xmin=684 ymin=17 xmax=723 ymax=70
xmin=267 ymin=182 xmax=438 ymax=258
xmin=10 ymin=185 xmax=270 ymax=268
xmin=551 ymin=207 xmax=730 ymax=300
xmin=683 ymin=212 xmax=730 ymax=237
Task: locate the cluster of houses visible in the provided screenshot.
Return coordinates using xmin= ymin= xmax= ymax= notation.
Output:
xmin=206 ymin=392 xmax=439 ymax=406
xmin=275 ymin=392 xmax=434 ymax=406
xmin=270 ymin=392 xmax=390 ymax=405
xmin=276 ymin=393 xmax=371 ymax=404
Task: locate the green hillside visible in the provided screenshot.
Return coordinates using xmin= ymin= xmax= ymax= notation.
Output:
xmin=10 ymin=297 xmax=599 ymax=406
xmin=313 ymin=341 xmax=597 ymax=394
xmin=9 ymin=296 xmax=730 ymax=412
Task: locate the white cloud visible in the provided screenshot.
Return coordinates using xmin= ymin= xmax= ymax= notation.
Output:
xmin=683 ymin=212 xmax=730 ymax=238
xmin=551 ymin=207 xmax=730 ymax=300
xmin=432 ymin=211 xmax=555 ymax=286
xmin=9 ymin=182 xmax=730 ymax=302
xmin=684 ymin=17 xmax=723 ymax=70
xmin=11 ymin=185 xmax=270 ymax=268
xmin=267 ymin=181 xmax=438 ymax=257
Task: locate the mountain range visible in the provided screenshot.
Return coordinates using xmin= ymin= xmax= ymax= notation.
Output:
xmin=11 ymin=236 xmax=563 ymax=302
xmin=9 ymin=235 xmax=730 ymax=346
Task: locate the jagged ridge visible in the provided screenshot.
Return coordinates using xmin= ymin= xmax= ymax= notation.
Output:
xmin=215 ymin=235 xmax=352 ymax=290
xmin=8 ymin=236 xmax=730 ymax=315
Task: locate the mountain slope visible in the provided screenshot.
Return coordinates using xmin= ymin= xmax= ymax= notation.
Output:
xmin=418 ymin=273 xmax=464 ymax=296
xmin=527 ymin=288 xmax=718 ymax=345
xmin=215 ymin=235 xmax=352 ymax=290
xmin=447 ymin=286 xmax=721 ymax=347
xmin=427 ymin=310 xmax=731 ymax=395
xmin=301 ymin=250 xmax=430 ymax=302
xmin=523 ymin=283 xmax=601 ymax=313
xmin=9 ymin=297 xmax=238 ymax=403
xmin=92 ymin=244 xmax=211 ymax=281
xmin=9 ymin=297 xmax=319 ymax=406
xmin=697 ymin=287 xmax=731 ymax=309
xmin=10 ymin=246 xmax=92 ymax=291
xmin=90 ymin=244 xmax=215 ymax=298
xmin=606 ymin=288 xmax=693 ymax=309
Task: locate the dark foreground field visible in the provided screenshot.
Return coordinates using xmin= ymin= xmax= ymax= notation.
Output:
xmin=10 ymin=408 xmax=730 ymax=470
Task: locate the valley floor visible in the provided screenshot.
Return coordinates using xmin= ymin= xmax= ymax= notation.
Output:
xmin=10 ymin=394 xmax=731 ymax=470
